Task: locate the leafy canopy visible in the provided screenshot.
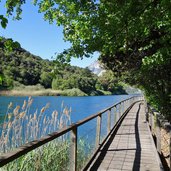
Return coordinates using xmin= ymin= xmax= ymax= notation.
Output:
xmin=1 ymin=0 xmax=171 ymax=119
xmin=1 ymin=1 xmax=171 ymax=61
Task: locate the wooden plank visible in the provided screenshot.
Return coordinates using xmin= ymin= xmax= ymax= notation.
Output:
xmin=83 ymin=101 xmax=139 ymax=171
xmin=119 ymin=103 xmax=121 ymax=119
xmin=88 ymin=102 xmax=163 ymax=171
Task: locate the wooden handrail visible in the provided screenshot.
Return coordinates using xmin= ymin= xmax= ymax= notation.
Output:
xmin=0 ymin=95 xmax=143 ymax=169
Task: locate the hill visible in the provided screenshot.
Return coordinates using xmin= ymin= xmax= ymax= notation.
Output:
xmin=0 ymin=37 xmax=100 ymax=95
xmin=0 ymin=37 xmax=130 ymax=96
xmin=0 ymin=37 xmax=53 ymax=88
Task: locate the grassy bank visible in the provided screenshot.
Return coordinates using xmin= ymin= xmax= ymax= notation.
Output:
xmin=0 ymin=88 xmax=120 ymax=96
xmin=0 ymin=84 xmax=88 ymax=96
xmin=0 ymin=83 xmax=140 ymax=96
xmin=0 ymin=88 xmax=87 ymax=96
xmin=0 ymin=84 xmax=113 ymax=96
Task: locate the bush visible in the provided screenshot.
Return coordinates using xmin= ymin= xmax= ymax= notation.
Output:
xmin=62 ymin=88 xmax=87 ymax=96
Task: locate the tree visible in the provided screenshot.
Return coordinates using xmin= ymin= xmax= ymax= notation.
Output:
xmin=1 ymin=1 xmax=171 ymax=62
xmin=1 ymin=0 xmax=170 ymax=120
xmin=40 ymin=71 xmax=53 ymax=88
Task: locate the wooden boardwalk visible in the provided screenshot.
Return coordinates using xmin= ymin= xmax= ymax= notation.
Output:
xmin=88 ymin=102 xmax=163 ymax=171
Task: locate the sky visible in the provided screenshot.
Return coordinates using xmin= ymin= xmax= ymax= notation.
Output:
xmin=0 ymin=1 xmax=98 ymax=68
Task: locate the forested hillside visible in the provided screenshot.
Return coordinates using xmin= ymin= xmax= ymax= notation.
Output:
xmin=0 ymin=37 xmax=53 ymax=88
xmin=0 ymin=37 xmax=130 ymax=96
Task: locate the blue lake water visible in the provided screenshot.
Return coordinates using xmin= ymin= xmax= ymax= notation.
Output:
xmin=0 ymin=95 xmax=136 ymax=151
xmin=0 ymin=95 xmax=133 ymax=123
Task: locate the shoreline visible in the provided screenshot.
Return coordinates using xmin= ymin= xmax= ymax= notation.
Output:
xmin=0 ymin=88 xmax=125 ymax=97
xmin=0 ymin=89 xmax=62 ymax=96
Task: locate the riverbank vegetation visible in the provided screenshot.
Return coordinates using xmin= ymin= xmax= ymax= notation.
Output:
xmin=0 ymin=37 xmax=134 ymax=96
xmin=0 ymin=97 xmax=90 ymax=170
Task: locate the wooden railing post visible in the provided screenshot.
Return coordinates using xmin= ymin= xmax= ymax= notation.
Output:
xmin=121 ymin=102 xmax=123 ymax=115
xmin=96 ymin=114 xmax=102 ymax=147
xmin=108 ymin=109 xmax=111 ymax=134
xmin=156 ymin=114 xmax=161 ymax=154
xmin=129 ymin=99 xmax=131 ymax=108
xmin=145 ymin=103 xmax=149 ymax=122
xmin=70 ymin=126 xmax=77 ymax=171
xmin=114 ymin=106 xmax=117 ymax=124
xmin=150 ymin=110 xmax=153 ymax=131
xmin=118 ymin=103 xmax=121 ymax=119
xmin=123 ymin=101 xmax=125 ymax=113
xmin=126 ymin=100 xmax=128 ymax=111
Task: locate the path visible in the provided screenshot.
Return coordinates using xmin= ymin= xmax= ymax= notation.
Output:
xmin=88 ymin=102 xmax=163 ymax=171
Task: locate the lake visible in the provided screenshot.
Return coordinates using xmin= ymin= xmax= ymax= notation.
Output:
xmin=0 ymin=95 xmax=136 ymax=152
xmin=0 ymin=95 xmax=134 ymax=123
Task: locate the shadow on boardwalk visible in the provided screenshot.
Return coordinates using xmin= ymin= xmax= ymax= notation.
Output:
xmin=88 ymin=102 xmax=163 ymax=171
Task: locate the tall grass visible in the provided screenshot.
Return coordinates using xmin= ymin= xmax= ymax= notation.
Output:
xmin=0 ymin=97 xmax=90 ymax=171
xmin=0 ymin=96 xmax=71 ymax=153
xmin=0 ymin=88 xmax=87 ymax=96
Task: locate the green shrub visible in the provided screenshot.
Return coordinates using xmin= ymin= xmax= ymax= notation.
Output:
xmin=62 ymin=88 xmax=87 ymax=96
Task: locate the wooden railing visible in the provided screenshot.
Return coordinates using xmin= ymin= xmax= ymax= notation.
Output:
xmin=0 ymin=95 xmax=143 ymax=170
xmin=146 ymin=104 xmax=171 ymax=171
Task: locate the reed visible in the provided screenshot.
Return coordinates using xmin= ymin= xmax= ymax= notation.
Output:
xmin=0 ymin=97 xmax=89 ymax=171
xmin=0 ymin=97 xmax=71 ymax=153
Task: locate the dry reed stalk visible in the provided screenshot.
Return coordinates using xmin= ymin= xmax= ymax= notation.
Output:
xmin=19 ymin=111 xmax=26 ymax=119
xmin=40 ymin=107 xmax=46 ymax=113
xmin=28 ymin=98 xmax=33 ymax=107
xmin=0 ymin=97 xmax=72 ymax=154
xmin=8 ymin=102 xmax=13 ymax=109
xmin=22 ymin=100 xmax=27 ymax=110
xmin=13 ymin=106 xmax=20 ymax=116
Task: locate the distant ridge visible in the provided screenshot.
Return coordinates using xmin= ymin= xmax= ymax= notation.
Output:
xmin=88 ymin=60 xmax=105 ymax=76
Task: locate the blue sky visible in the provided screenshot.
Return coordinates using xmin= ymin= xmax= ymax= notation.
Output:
xmin=0 ymin=1 xmax=98 ymax=68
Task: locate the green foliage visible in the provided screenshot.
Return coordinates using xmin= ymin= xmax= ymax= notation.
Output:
xmin=40 ymin=72 xmax=53 ymax=88
xmin=62 ymin=88 xmax=87 ymax=96
xmin=52 ymin=65 xmax=97 ymax=95
xmin=133 ymin=51 xmax=171 ymax=120
xmin=3 ymin=0 xmax=25 ymax=20
xmin=3 ymin=141 xmax=70 ymax=171
xmin=0 ymin=75 xmax=2 ymax=85
xmin=96 ymin=71 xmax=127 ymax=95
xmin=0 ymin=37 xmax=20 ymax=54
xmin=0 ymin=37 xmax=53 ymax=88
xmin=0 ymin=15 xmax=8 ymax=29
